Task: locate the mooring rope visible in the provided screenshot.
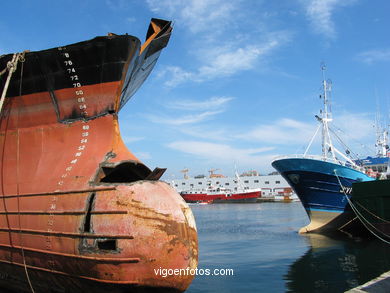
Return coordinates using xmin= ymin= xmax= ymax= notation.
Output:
xmin=334 ymin=170 xmax=390 ymax=245
xmin=0 ymin=67 xmax=8 ymax=76
xmin=17 ymin=189 xmax=36 ymax=293
xmin=11 ymin=53 xmax=35 ymax=293
xmin=0 ymin=52 xmax=26 ymax=115
xmin=354 ymin=200 xmax=390 ymax=224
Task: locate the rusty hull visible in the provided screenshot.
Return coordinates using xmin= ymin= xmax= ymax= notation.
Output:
xmin=0 ymin=18 xmax=198 ymax=292
xmin=0 ymin=181 xmax=197 ymax=292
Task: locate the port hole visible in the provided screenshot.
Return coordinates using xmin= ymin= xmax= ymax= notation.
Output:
xmin=97 ymin=239 xmax=117 ymax=251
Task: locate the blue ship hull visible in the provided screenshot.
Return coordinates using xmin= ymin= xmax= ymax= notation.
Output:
xmin=272 ymin=158 xmax=374 ymax=233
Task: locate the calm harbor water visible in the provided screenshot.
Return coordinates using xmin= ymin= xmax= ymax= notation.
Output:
xmin=186 ymin=202 xmax=390 ymax=293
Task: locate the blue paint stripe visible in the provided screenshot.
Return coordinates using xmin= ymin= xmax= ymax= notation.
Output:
xmin=308 ymin=208 xmax=343 ymax=213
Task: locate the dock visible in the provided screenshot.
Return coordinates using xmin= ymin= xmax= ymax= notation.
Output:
xmin=346 ymin=271 xmax=390 ymax=293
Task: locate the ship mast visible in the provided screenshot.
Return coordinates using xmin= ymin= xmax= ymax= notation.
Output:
xmin=374 ymin=111 xmax=389 ymax=158
xmin=180 ymin=168 xmax=189 ymax=179
xmin=303 ymin=65 xmax=359 ymax=167
xmin=318 ymin=65 xmax=360 ymax=167
xmin=319 ymin=64 xmax=336 ymax=161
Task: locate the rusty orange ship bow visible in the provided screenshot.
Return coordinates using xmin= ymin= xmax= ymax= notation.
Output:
xmin=0 ymin=18 xmax=198 ymax=293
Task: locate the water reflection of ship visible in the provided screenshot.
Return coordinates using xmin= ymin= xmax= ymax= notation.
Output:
xmin=285 ymin=234 xmax=390 ymax=293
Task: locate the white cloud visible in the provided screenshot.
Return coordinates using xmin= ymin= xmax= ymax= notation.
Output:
xmin=237 ymin=118 xmax=317 ymax=145
xmin=134 ymin=151 xmax=152 ymax=160
xmin=105 ymin=0 xmax=130 ymax=11
xmin=302 ymin=112 xmax=376 ymax=158
xmin=123 ymin=136 xmax=145 ymax=144
xmin=233 ymin=113 xmax=375 ymax=156
xmin=146 ymin=96 xmax=233 ymax=126
xmin=148 ymin=0 xmax=291 ymax=87
xmin=158 ymin=66 xmax=195 ymax=88
xmin=356 ymin=49 xmax=390 ymax=64
xmin=146 ymin=110 xmax=223 ymax=126
xmin=167 ymin=96 xmax=234 ymax=111
xmin=161 ymin=111 xmax=376 ymax=172
xmin=176 ymin=125 xmax=232 ymax=142
xmin=331 ymin=112 xmax=376 ymax=149
xmin=160 ymin=35 xmax=288 ymax=86
xmin=197 ymin=41 xmax=282 ymax=80
xmin=146 ymin=0 xmax=236 ymax=34
xmin=301 ymin=0 xmax=356 ymax=39
xmin=167 ymin=140 xmax=276 ymax=170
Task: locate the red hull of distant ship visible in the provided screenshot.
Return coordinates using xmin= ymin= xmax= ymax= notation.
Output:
xmin=181 ymin=190 xmax=260 ymax=204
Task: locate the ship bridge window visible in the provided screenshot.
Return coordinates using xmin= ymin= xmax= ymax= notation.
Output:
xmin=97 ymin=161 xmax=162 ymax=183
xmin=244 ymin=180 xmax=249 ymax=183
xmin=254 ymin=180 xmax=259 ymax=183
xmin=265 ymin=181 xmax=270 ymax=184
xmin=276 ymin=181 xmax=280 ymax=184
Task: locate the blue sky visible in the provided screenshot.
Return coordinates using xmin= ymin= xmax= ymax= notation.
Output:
xmin=2 ymin=0 xmax=390 ymax=179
